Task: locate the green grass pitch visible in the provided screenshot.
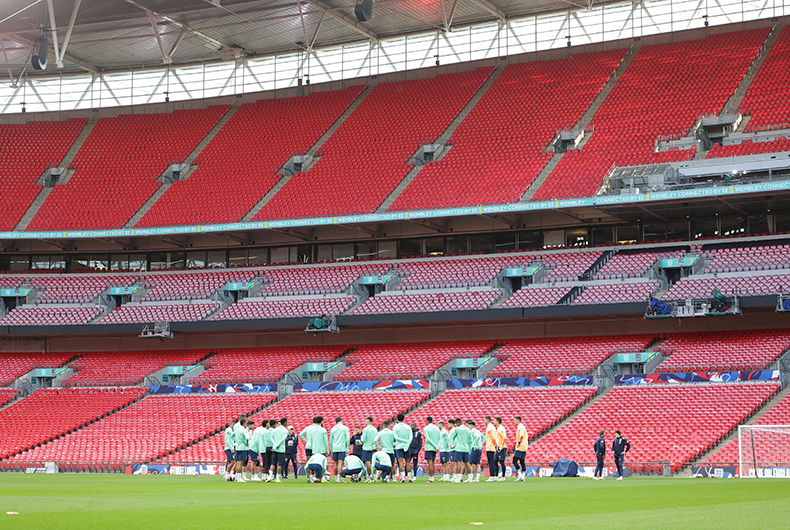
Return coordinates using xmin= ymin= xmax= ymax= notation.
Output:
xmin=2 ymin=475 xmax=790 ymax=529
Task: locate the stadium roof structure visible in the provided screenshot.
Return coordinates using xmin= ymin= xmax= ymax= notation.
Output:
xmin=0 ymin=0 xmax=617 ymax=78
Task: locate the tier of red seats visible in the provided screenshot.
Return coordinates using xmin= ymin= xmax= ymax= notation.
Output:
xmin=213 ymin=297 xmax=356 ymax=320
xmin=593 ymin=251 xmax=685 ymax=280
xmin=0 ymin=352 xmax=74 ymax=385
xmin=704 ymin=390 xmax=790 ymax=465
xmin=258 ymin=263 xmax=389 ymax=296
xmin=524 ymin=383 xmax=779 ymax=471
xmin=252 ymin=69 xmax=493 ymax=221
xmin=389 ymin=50 xmax=627 ymax=211
xmin=336 ymin=340 xmax=495 ymax=381
xmin=192 ymin=346 xmax=348 ymax=384
xmin=533 ymin=29 xmax=768 ymax=200
xmin=136 ymin=87 xmax=364 ymax=227
xmin=26 ymin=107 xmax=229 ymax=231
xmin=656 ymin=329 xmax=790 ymax=373
xmin=351 ymin=290 xmax=501 ymax=314
xmin=99 ymin=302 xmax=220 ymax=323
xmin=488 ymin=335 xmax=654 ymax=377
xmin=0 ymin=118 xmax=87 ymax=231
xmin=394 ymin=258 xmax=503 ymax=290
xmin=159 ymin=390 xmax=429 ymax=464
xmin=571 ymin=280 xmax=659 ymax=305
xmin=62 ymin=350 xmax=208 ymax=387
xmin=661 ymin=273 xmax=790 ymax=299
xmin=405 ymin=387 xmax=598 ymax=458
xmin=737 ymin=26 xmax=790 ymax=132
xmin=5 ymin=393 xmax=274 ymax=467
xmin=702 ymin=244 xmax=790 ymax=274
xmin=0 ymin=388 xmax=19 ymax=407
xmin=541 ymin=251 xmax=603 ymax=282
xmin=0 ymin=387 xmax=145 ymax=460
xmin=0 ymin=306 xmax=101 ymax=326
xmin=140 ymin=270 xmax=255 ymax=302
xmin=31 ymin=275 xmax=137 ymax=304
xmin=707 ymin=137 xmax=790 ymax=158
xmin=499 ymin=286 xmax=571 ymax=308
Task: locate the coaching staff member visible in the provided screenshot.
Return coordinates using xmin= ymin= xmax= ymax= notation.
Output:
xmin=593 ymin=430 xmax=606 ymax=480
xmin=612 ymin=430 xmax=631 ymax=480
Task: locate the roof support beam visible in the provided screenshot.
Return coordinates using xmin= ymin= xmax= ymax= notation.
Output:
xmin=122 ymin=0 xmax=232 ymax=52
xmin=296 ymin=0 xmax=311 ymax=50
xmin=46 ymin=0 xmax=62 ymax=69
xmin=146 ymin=8 xmax=172 ymax=64
xmin=59 ymin=0 xmax=82 ymax=67
xmin=447 ymin=0 xmax=461 ymax=30
xmin=8 ymin=33 xmax=97 ymax=73
xmin=310 ymin=11 xmax=325 ymax=51
xmin=306 ymin=0 xmax=379 ymax=42
xmin=0 ymin=36 xmax=14 ymax=84
xmin=168 ymin=25 xmax=188 ymax=58
xmin=467 ymin=0 xmax=506 ymax=21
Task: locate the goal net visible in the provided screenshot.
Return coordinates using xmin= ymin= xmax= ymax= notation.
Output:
xmin=739 ymin=425 xmax=790 ymax=478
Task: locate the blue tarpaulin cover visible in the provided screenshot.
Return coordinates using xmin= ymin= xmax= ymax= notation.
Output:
xmin=551 ymin=459 xmax=579 ymax=477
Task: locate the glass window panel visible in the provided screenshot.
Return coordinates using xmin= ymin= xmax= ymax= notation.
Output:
xmin=270 ymin=247 xmax=289 ymax=264
xmin=446 ymin=235 xmax=469 ymax=254
xmin=693 ymin=219 xmax=718 ymax=239
xmin=187 ymin=251 xmax=206 ymax=268
xmin=247 ymin=248 xmax=267 ymax=266
xmin=518 ymin=231 xmax=542 ymax=250
xmin=168 ymin=252 xmax=187 ymax=269
xmin=616 ymin=225 xmax=639 ymax=245
xmin=129 ymin=254 xmax=147 ymax=272
xmin=566 ymin=228 xmax=589 ymax=248
xmin=400 ymin=238 xmax=422 ymax=257
xmin=378 ymin=241 xmax=397 ymax=259
xmin=109 ymin=254 xmax=127 ymax=271
xmin=31 ymin=256 xmax=50 ymax=270
xmin=356 ymin=241 xmax=378 ymax=260
xmin=748 ymin=214 xmax=770 ymax=235
xmin=207 ymin=251 xmax=226 ymax=268
xmin=667 ymin=222 xmax=689 ymax=241
xmin=470 ymin=234 xmax=492 ymax=254
xmin=643 ymin=223 xmax=666 ymax=242
xmin=333 ymin=243 xmax=354 ymax=261
xmin=721 ymin=217 xmax=746 ymax=237
xmin=316 ymin=244 xmax=333 ymax=262
xmin=228 ymin=250 xmax=247 ymax=267
xmin=9 ymin=256 xmax=29 ymax=271
xmin=591 ymin=226 xmax=614 ymax=247
xmin=425 ymin=237 xmax=444 ymax=256
xmin=494 ymin=232 xmax=516 ymax=252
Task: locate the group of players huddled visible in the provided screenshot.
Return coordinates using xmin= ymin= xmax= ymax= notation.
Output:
xmin=224 ymin=413 xmax=531 ymax=483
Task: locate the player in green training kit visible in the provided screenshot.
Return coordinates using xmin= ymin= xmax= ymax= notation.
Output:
xmin=249 ymin=420 xmax=265 ymax=481
xmin=392 ymin=413 xmax=413 ymax=483
xmin=224 ymin=419 xmax=236 ymax=481
xmin=468 ymin=420 xmax=485 ymax=482
xmin=452 ymin=418 xmax=472 ymax=483
xmin=438 ymin=420 xmax=451 ymax=481
xmin=233 ymin=416 xmax=250 ymax=482
xmin=361 ymin=416 xmax=377 ymax=476
xmin=306 ymin=453 xmax=329 ymax=483
xmin=270 ymin=417 xmax=289 ymax=483
xmin=371 ymin=450 xmax=393 ymax=482
xmin=341 ymin=454 xmax=367 ymax=482
xmin=299 ymin=417 xmax=317 ymax=459
xmin=423 ymin=416 xmax=441 ymax=483
xmin=374 ymin=421 xmax=396 ymax=475
xmin=330 ymin=417 xmax=350 ymax=483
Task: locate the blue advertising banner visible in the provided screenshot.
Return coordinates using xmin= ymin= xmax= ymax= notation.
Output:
xmin=614 ymin=370 xmax=780 ymax=385
xmin=148 ymin=383 xmax=277 ymax=394
xmin=293 ymin=380 xmax=429 ymax=392
xmin=446 ymin=376 xmax=594 ymax=389
xmin=692 ymin=466 xmax=737 ymax=478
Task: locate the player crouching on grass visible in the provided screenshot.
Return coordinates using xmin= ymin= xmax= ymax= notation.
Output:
xmin=307 ymin=453 xmax=329 ymax=483
xmin=341 ymin=453 xmax=367 ymax=482
xmin=371 ymin=450 xmax=393 ymax=482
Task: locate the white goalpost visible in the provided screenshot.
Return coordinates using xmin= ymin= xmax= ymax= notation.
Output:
xmin=738 ymin=425 xmax=790 ymax=478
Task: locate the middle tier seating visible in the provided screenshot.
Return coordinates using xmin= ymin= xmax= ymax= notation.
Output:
xmin=62 ymin=349 xmax=209 ymax=387
xmin=32 ymin=275 xmax=138 ymax=304
xmin=656 ymin=329 xmax=790 ymax=373
xmin=335 ymin=340 xmax=496 ymax=381
xmin=140 ymin=270 xmax=256 ymax=302
xmin=661 ymin=273 xmax=790 ymax=300
xmin=701 ymin=244 xmax=790 ymax=273
xmin=524 ymin=382 xmax=779 ymax=471
xmin=213 ymin=296 xmax=357 ymax=321
xmin=98 ymin=302 xmax=220 ymax=323
xmin=571 ymin=280 xmax=659 ymax=305
xmin=351 ymin=289 xmax=501 ymax=315
xmin=257 ymin=263 xmax=389 ymax=296
xmin=499 ymin=286 xmax=572 ymax=308
xmin=0 ymin=306 xmax=101 ymax=326
xmin=592 ymin=251 xmax=686 ymax=280
xmin=488 ymin=334 xmax=655 ymax=377
xmin=191 ymin=346 xmax=348 ymax=384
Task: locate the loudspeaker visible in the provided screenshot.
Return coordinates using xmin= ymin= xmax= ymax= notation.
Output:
xmin=355 ymin=0 xmax=373 ymax=22
xmin=32 ymin=35 xmax=48 ymax=71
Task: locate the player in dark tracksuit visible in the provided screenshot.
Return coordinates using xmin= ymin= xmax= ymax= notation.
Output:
xmin=408 ymin=423 xmax=423 ymax=482
xmin=593 ymin=430 xmax=606 ymax=479
xmin=612 ymin=430 xmax=631 ymax=479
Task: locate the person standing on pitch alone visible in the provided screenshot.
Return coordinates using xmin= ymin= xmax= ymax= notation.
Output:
xmin=612 ymin=430 xmax=631 ymax=480
xmin=593 ymin=430 xmax=606 ymax=480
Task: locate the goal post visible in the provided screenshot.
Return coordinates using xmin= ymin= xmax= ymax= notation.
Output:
xmin=738 ymin=425 xmax=790 ymax=478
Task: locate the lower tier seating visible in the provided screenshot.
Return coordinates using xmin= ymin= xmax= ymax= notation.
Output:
xmin=488 ymin=335 xmax=655 ymax=378
xmin=192 ymin=346 xmax=348 ymax=384
xmin=0 ymin=388 xmax=19 ymax=407
xmin=4 ymin=394 xmax=274 ymax=469
xmin=0 ymin=306 xmax=101 ymax=326
xmin=62 ymin=350 xmax=208 ymax=387
xmin=0 ymin=352 xmax=75 ymax=386
xmin=0 ymin=387 xmax=145 ymax=460
xmin=336 ymin=341 xmax=496 ymax=381
xmin=159 ymin=390 xmax=429 ymax=464
xmin=656 ymin=329 xmax=790 ymax=373
xmin=524 ymin=383 xmax=779 ymax=471
xmin=703 ymin=390 xmax=790 ymax=465
xmin=351 ymin=290 xmax=501 ymax=314
xmin=213 ymin=297 xmax=356 ymax=320
xmin=99 ymin=303 xmax=220 ymax=323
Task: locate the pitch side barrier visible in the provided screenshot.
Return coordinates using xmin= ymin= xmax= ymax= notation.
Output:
xmin=2 ymin=181 xmax=789 ymax=240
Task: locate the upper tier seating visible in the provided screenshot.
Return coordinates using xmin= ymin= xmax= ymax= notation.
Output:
xmin=252 ymin=69 xmax=493 ymax=220
xmin=488 ymin=335 xmax=654 ymax=377
xmin=656 ymin=329 xmax=790 ymax=373
xmin=136 ymin=87 xmax=364 ymax=227
xmin=593 ymin=251 xmax=686 ymax=280
xmin=533 ymin=29 xmax=768 ymax=200
xmin=191 ymin=346 xmax=348 ymax=384
xmin=213 ymin=296 xmax=356 ymax=320
xmin=735 ymin=26 xmax=790 ymax=133
xmin=0 ymin=306 xmax=101 ymax=326
xmin=351 ymin=290 xmax=501 ymax=315
xmin=704 ymin=390 xmax=790 ymax=465
xmin=701 ymin=244 xmax=790 ymax=273
xmin=98 ymin=302 xmax=220 ymax=323
xmin=661 ymin=273 xmax=790 ymax=300
xmin=26 ymin=107 xmax=228 ymax=231
xmin=388 ymin=50 xmax=627 ymax=211
xmin=31 ymin=275 xmax=138 ymax=304
xmin=258 ymin=263 xmax=389 ymax=296
xmin=571 ymin=280 xmax=659 ymax=305
xmin=0 ymin=387 xmax=145 ymax=460
xmin=405 ymin=387 xmax=598 ymax=456
xmin=0 ymin=388 xmax=19 ymax=407
xmin=524 ymin=382 xmax=779 ymax=471
xmin=6 ymin=394 xmax=274 ymax=469
xmin=499 ymin=286 xmax=571 ymax=308
xmin=0 ymin=352 xmax=75 ymax=385
xmin=62 ymin=349 xmax=208 ymax=387
xmin=336 ymin=340 xmax=496 ymax=381
xmin=160 ymin=390 xmax=429 ymax=464
xmin=140 ymin=271 xmax=255 ymax=302
xmin=0 ymin=118 xmax=87 ymax=231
